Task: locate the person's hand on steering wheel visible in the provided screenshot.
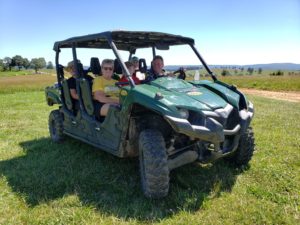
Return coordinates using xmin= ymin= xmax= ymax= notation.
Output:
xmin=173 ymin=67 xmax=186 ymax=80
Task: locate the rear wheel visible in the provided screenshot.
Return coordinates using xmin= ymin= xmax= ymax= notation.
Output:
xmin=226 ymin=127 xmax=255 ymax=166
xmin=139 ymin=129 xmax=169 ymax=198
xmin=49 ymin=110 xmax=64 ymax=142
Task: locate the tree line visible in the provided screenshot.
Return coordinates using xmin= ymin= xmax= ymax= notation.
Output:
xmin=221 ymin=67 xmax=263 ymax=76
xmin=0 ymin=55 xmax=54 ymax=73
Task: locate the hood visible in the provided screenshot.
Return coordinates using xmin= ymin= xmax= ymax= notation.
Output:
xmin=147 ymin=77 xmax=230 ymax=111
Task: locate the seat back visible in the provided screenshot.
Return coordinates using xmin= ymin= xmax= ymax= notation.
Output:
xmin=114 ymin=59 xmax=122 ymax=74
xmin=79 ymin=78 xmax=94 ymax=116
xmin=57 ymin=64 xmax=65 ymax=82
xmin=139 ymin=58 xmax=147 ymax=73
xmin=61 ymin=80 xmax=73 ymax=111
xmin=77 ymin=62 xmax=85 ymax=76
xmin=90 ymin=57 xmax=101 ymax=75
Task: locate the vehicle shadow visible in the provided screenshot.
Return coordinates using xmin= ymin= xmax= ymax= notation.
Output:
xmin=0 ymin=137 xmax=249 ymax=222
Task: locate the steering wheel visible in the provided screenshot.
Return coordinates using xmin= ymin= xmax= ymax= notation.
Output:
xmin=173 ymin=67 xmax=186 ymax=80
xmin=115 ymin=81 xmax=130 ymax=88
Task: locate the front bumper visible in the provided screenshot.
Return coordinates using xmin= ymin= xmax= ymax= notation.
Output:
xmin=164 ymin=102 xmax=254 ymax=146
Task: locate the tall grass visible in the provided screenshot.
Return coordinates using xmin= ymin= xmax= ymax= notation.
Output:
xmin=0 ymin=80 xmax=299 ymax=223
xmin=0 ymin=69 xmax=55 ymax=77
xmin=186 ymin=70 xmax=300 ymax=91
xmin=0 ymin=74 xmax=56 ymax=93
xmin=218 ymin=75 xmax=300 ymax=91
xmin=1 ymin=71 xmax=300 ymax=93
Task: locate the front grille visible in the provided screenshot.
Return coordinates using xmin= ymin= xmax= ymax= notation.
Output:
xmin=188 ymin=111 xmax=205 ymax=126
xmin=224 ymin=108 xmax=240 ymax=129
xmin=188 ymin=107 xmax=240 ymax=130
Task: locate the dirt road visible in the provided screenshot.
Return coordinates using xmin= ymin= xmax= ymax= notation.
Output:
xmin=240 ymin=88 xmax=300 ymax=103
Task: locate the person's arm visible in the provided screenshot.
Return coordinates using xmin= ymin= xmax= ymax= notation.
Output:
xmin=70 ymin=89 xmax=79 ymax=100
xmin=142 ymin=71 xmax=155 ymax=83
xmin=93 ymin=90 xmax=119 ymax=104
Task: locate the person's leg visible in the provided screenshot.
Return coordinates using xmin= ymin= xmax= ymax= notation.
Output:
xmin=100 ymin=103 xmax=111 ymax=116
xmin=94 ymin=101 xmax=104 ymax=120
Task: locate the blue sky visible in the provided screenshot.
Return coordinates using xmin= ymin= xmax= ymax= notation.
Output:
xmin=0 ymin=0 xmax=299 ymax=65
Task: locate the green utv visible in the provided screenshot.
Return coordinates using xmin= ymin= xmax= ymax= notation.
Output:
xmin=45 ymin=31 xmax=255 ymax=198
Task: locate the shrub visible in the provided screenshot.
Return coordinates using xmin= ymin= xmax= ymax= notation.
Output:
xmin=270 ymin=70 xmax=284 ymax=76
xmin=221 ymin=69 xmax=230 ymax=76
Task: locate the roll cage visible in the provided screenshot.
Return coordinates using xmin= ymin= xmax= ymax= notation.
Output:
xmin=53 ymin=30 xmax=217 ymax=87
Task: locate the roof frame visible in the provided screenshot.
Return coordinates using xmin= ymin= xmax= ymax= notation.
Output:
xmin=53 ymin=31 xmax=195 ymax=51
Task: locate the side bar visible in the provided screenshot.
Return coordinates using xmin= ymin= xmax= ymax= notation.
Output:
xmin=107 ymin=38 xmax=135 ymax=88
xmin=190 ymin=44 xmax=217 ymax=82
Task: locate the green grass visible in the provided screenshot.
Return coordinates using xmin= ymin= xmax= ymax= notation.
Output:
xmin=2 ymin=68 xmax=300 ymax=92
xmin=0 ymin=76 xmax=299 ymax=224
xmin=186 ymin=70 xmax=300 ymax=91
xmin=0 ymin=69 xmax=55 ymax=77
xmin=0 ymin=74 xmax=56 ymax=94
xmin=0 ymin=69 xmax=37 ymax=77
xmin=218 ymin=75 xmax=300 ymax=91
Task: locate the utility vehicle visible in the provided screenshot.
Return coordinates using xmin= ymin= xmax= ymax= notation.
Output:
xmin=46 ymin=31 xmax=255 ymax=198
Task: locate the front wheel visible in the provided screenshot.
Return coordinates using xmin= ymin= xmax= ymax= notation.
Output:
xmin=49 ymin=110 xmax=64 ymax=143
xmin=139 ymin=129 xmax=169 ymax=198
xmin=226 ymin=127 xmax=255 ymax=166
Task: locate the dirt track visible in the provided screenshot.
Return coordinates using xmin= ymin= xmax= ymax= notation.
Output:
xmin=240 ymin=88 xmax=300 ymax=103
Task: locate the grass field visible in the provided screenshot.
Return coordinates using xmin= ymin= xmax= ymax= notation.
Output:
xmin=0 ymin=69 xmax=55 ymax=77
xmin=0 ymin=75 xmax=299 ymax=224
xmin=0 ymin=74 xmax=56 ymax=94
xmin=218 ymin=75 xmax=300 ymax=92
xmin=1 ymin=74 xmax=300 ymax=94
xmin=186 ymin=70 xmax=300 ymax=92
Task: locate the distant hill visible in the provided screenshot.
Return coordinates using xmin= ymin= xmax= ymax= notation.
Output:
xmin=241 ymin=63 xmax=300 ymax=70
xmin=164 ymin=63 xmax=300 ymax=71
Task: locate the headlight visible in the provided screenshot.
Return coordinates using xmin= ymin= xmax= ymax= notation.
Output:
xmin=177 ymin=108 xmax=189 ymax=119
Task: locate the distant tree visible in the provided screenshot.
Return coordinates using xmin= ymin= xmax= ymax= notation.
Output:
xmin=221 ymin=69 xmax=230 ymax=76
xmin=0 ymin=59 xmax=4 ymax=71
xmin=46 ymin=61 xmax=54 ymax=69
xmin=30 ymin=57 xmax=46 ymax=73
xmin=23 ymin=58 xmax=30 ymax=69
xmin=276 ymin=70 xmax=284 ymax=76
xmin=3 ymin=57 xmax=12 ymax=71
xmin=247 ymin=67 xmax=254 ymax=75
xmin=11 ymin=55 xmax=24 ymax=70
xmin=270 ymin=70 xmax=284 ymax=76
xmin=241 ymin=67 xmax=244 ymax=72
xmin=258 ymin=68 xmax=262 ymax=74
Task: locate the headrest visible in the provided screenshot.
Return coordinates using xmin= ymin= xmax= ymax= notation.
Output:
xmin=77 ymin=62 xmax=84 ymax=76
xmin=90 ymin=57 xmax=101 ymax=75
xmin=58 ymin=64 xmax=64 ymax=76
xmin=114 ymin=59 xmax=122 ymax=74
xmin=139 ymin=58 xmax=147 ymax=73
xmin=130 ymin=56 xmax=139 ymax=62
